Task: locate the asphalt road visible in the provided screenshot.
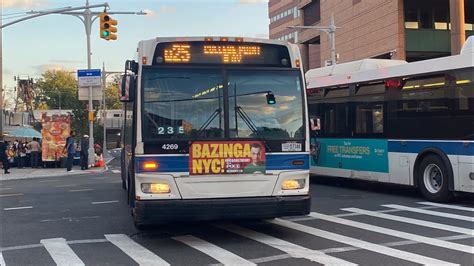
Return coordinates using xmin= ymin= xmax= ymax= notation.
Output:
xmin=0 ymin=161 xmax=473 ymax=265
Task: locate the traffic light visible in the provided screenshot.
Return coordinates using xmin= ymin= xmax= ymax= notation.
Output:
xmin=99 ymin=12 xmax=118 ymax=41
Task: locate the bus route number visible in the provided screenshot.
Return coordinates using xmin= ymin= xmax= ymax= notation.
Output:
xmin=157 ymin=126 xmax=184 ymax=135
xmin=162 ymin=144 xmax=179 ymax=150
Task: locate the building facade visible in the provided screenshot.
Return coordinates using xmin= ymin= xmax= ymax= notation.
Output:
xmin=269 ymin=0 xmax=474 ymax=71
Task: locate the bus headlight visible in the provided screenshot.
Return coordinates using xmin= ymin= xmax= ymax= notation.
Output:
xmin=281 ymin=179 xmax=305 ymax=190
xmin=141 ymin=183 xmax=170 ymax=194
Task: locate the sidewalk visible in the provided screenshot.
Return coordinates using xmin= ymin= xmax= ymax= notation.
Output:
xmin=0 ymin=167 xmax=105 ymax=181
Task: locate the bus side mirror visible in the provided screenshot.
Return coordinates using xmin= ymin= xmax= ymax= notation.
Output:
xmin=310 ymin=118 xmax=321 ymax=135
xmin=119 ymin=74 xmax=136 ymax=102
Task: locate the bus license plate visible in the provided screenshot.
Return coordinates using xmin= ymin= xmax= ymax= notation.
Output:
xmin=282 ymin=142 xmax=302 ymax=152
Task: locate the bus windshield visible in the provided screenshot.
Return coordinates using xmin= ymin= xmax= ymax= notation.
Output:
xmin=142 ymin=68 xmax=304 ymax=140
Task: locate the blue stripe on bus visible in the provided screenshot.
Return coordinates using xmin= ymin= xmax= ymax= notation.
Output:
xmin=135 ymin=153 xmax=309 ymax=173
xmin=388 ymin=140 xmax=474 ymax=156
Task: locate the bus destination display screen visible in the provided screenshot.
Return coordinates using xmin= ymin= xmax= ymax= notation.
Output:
xmin=153 ymin=41 xmax=292 ymax=67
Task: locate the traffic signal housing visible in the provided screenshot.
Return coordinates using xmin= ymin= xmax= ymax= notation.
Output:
xmin=99 ymin=12 xmax=118 ymax=41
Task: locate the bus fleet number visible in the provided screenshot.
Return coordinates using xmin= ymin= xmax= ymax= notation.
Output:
xmin=162 ymin=144 xmax=179 ymax=150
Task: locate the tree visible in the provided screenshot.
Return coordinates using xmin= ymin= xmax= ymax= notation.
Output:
xmin=105 ymin=74 xmax=122 ymax=110
xmin=34 ymin=70 xmax=79 ymax=110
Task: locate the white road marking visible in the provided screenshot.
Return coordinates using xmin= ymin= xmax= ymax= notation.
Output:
xmin=90 ymin=177 xmax=109 ymax=180
xmin=310 ymin=212 xmax=474 ymax=254
xmin=0 ymin=193 xmax=23 ymax=198
xmin=343 ymin=207 xmax=474 ymax=235
xmin=68 ymin=189 xmax=93 ymax=192
xmin=287 ymin=206 xmax=438 ymax=221
xmin=3 ymin=206 xmax=33 ymax=211
xmin=173 ymin=235 xmax=256 ymax=266
xmin=91 ymin=200 xmax=119 ymax=205
xmin=111 ymin=170 xmax=121 ymax=174
xmin=41 ymin=238 xmax=84 ymax=266
xmin=105 ymin=234 xmax=170 ymax=266
xmin=55 ymin=185 xmax=77 ymax=188
xmin=417 ymin=202 xmax=474 ymax=212
xmin=39 ymin=180 xmax=60 ymax=183
xmin=383 ymin=204 xmax=474 ymax=222
xmin=270 ymin=218 xmax=456 ymax=265
xmin=215 ymin=223 xmax=356 ymax=265
xmin=0 ymin=251 xmax=6 ymax=266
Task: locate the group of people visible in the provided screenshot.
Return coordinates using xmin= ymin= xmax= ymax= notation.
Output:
xmin=0 ymin=137 xmax=42 ymax=174
xmin=63 ymin=130 xmax=92 ymax=172
xmin=0 ymin=130 xmax=99 ymax=174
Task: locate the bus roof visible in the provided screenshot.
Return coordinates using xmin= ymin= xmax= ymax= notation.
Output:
xmin=306 ymin=36 xmax=474 ymax=89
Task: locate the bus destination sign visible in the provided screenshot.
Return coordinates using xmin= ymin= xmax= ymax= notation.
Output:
xmin=153 ymin=41 xmax=291 ymax=67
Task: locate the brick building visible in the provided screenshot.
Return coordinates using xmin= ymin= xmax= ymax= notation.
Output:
xmin=269 ymin=0 xmax=474 ymax=71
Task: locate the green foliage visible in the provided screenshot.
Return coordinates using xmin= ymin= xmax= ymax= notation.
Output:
xmin=105 ymin=74 xmax=122 ymax=110
xmin=35 ymin=70 xmax=80 ymax=110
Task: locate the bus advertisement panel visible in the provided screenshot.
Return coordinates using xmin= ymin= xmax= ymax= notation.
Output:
xmin=190 ymin=141 xmax=266 ymax=175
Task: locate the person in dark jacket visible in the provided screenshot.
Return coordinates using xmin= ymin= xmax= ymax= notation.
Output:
xmin=0 ymin=139 xmax=10 ymax=174
xmin=63 ymin=130 xmax=76 ymax=172
xmin=80 ymin=135 xmax=89 ymax=170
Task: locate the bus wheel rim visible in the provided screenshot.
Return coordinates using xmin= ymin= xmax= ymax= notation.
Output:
xmin=423 ymin=164 xmax=443 ymax=194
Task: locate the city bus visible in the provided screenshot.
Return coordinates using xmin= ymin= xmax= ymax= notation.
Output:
xmin=119 ymin=37 xmax=310 ymax=227
xmin=306 ymin=36 xmax=474 ymax=202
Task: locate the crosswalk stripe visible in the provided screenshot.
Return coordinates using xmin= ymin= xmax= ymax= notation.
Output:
xmin=383 ymin=204 xmax=474 ymax=222
xmin=342 ymin=207 xmax=474 ymax=235
xmin=105 ymin=234 xmax=169 ymax=266
xmin=173 ymin=235 xmax=256 ymax=266
xmin=215 ymin=223 xmax=357 ymax=265
xmin=0 ymin=252 xmax=6 ymax=266
xmin=417 ymin=202 xmax=474 ymax=212
xmin=310 ymin=212 xmax=474 ymax=254
xmin=40 ymin=238 xmax=84 ymax=266
xmin=270 ymin=218 xmax=456 ymax=265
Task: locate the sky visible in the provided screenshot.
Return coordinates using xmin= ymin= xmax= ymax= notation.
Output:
xmin=2 ymin=0 xmax=270 ymax=103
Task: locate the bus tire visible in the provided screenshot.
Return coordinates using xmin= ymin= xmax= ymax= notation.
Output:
xmin=417 ymin=155 xmax=453 ymax=202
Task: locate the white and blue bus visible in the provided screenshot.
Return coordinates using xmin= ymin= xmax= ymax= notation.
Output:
xmin=119 ymin=37 xmax=310 ymax=227
xmin=306 ymin=36 xmax=474 ymax=202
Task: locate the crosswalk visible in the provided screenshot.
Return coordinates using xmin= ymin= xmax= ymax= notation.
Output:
xmin=1 ymin=202 xmax=473 ymax=265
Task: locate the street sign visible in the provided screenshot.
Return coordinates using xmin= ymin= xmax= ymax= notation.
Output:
xmin=77 ymin=69 xmax=102 ymax=88
xmin=77 ymin=69 xmax=103 ymax=101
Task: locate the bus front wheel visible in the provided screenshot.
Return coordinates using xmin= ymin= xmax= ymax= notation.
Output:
xmin=417 ymin=155 xmax=453 ymax=202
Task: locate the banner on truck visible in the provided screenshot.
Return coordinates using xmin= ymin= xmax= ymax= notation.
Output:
xmin=41 ymin=114 xmax=71 ymax=162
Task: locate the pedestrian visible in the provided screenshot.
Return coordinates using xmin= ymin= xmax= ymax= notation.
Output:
xmin=27 ymin=137 xmax=41 ymax=168
xmin=80 ymin=135 xmax=89 ymax=170
xmin=63 ymin=130 xmax=76 ymax=172
xmin=0 ymin=138 xmax=11 ymax=174
xmin=17 ymin=142 xmax=27 ymax=169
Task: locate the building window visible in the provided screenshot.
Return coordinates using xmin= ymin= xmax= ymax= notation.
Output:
xmin=434 ymin=7 xmax=448 ymax=30
xmin=303 ymin=0 xmax=321 ymax=26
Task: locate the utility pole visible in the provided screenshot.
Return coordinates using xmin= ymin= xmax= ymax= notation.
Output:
xmin=1 ymin=7 xmax=3 ymax=137
xmin=288 ymin=13 xmax=339 ymax=66
xmin=26 ymin=1 xmax=146 ymax=165
xmin=101 ymin=63 xmax=122 ymax=160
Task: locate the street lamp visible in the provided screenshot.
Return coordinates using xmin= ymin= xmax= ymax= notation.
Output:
xmin=288 ymin=14 xmax=339 ymax=66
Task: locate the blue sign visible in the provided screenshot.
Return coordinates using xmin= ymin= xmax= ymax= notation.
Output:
xmin=311 ymin=138 xmax=389 ymax=173
xmin=77 ymin=69 xmax=101 ymax=77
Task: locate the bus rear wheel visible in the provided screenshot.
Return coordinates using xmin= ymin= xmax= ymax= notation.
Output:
xmin=417 ymin=155 xmax=453 ymax=202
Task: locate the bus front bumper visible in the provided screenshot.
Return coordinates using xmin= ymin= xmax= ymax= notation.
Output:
xmin=134 ymin=195 xmax=311 ymax=224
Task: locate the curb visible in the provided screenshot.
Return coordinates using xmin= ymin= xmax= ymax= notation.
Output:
xmin=0 ymin=167 xmax=107 ymax=181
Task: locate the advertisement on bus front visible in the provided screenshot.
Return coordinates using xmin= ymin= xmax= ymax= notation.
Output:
xmin=189 ymin=141 xmax=266 ymax=175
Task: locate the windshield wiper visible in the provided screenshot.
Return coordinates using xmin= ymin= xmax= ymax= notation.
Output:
xmin=197 ymin=108 xmax=222 ymax=136
xmin=235 ymin=105 xmax=271 ymax=151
